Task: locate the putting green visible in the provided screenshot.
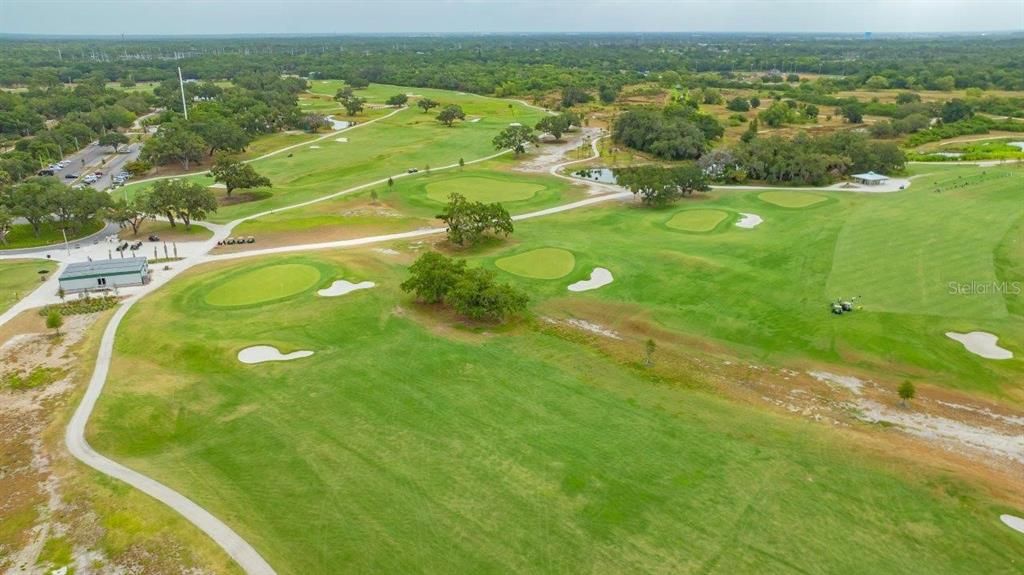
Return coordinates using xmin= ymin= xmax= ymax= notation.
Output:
xmin=495 ymin=248 xmax=575 ymax=279
xmin=666 ymin=209 xmax=730 ymax=232
xmin=204 ymin=263 xmax=322 ymax=307
xmin=425 ymin=176 xmax=545 ymax=204
xmin=758 ymin=191 xmax=828 ymax=208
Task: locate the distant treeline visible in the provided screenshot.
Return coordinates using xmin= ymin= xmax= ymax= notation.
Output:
xmin=1 ymin=34 xmax=1022 ymax=94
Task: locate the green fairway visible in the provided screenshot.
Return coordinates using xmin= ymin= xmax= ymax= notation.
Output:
xmin=665 ymin=209 xmax=730 ymax=232
xmin=228 ymin=160 xmax=581 ymax=245
xmin=119 ymin=85 xmax=546 ymax=225
xmin=90 ymin=252 xmax=1024 ymax=575
xmin=758 ymin=191 xmax=829 ymax=208
xmin=478 ymin=164 xmax=1023 ymax=394
xmin=203 ymin=263 xmax=323 ymax=307
xmin=424 ymin=175 xmax=545 ymax=203
xmin=496 ymin=247 xmax=576 ymax=279
xmin=0 ymin=259 xmax=56 ymax=314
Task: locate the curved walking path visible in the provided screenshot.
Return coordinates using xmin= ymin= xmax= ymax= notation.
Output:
xmin=32 ymin=111 xmax=620 ymax=575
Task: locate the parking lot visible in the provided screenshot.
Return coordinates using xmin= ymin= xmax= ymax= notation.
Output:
xmin=40 ymin=141 xmax=141 ymax=191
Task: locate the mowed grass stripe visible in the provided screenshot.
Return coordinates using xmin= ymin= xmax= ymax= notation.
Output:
xmin=827 ymin=169 xmax=1022 ymax=318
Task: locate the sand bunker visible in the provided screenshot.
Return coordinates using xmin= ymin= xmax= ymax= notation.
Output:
xmin=318 ymin=279 xmax=375 ymax=297
xmin=470 ymin=118 xmax=482 ymax=123
xmin=373 ymin=248 xmax=400 ymax=256
xmin=238 ymin=345 xmax=314 ymax=364
xmin=210 ymin=183 xmax=227 ymax=189
xmin=735 ymin=213 xmax=763 ymax=229
xmin=945 ymin=331 xmax=1013 ymax=360
xmin=1008 ymin=142 xmax=1024 ymax=151
xmin=1001 ymin=515 xmax=1024 ymax=535
xmin=309 ymin=145 xmax=321 ymax=149
xmin=568 ymin=267 xmax=613 ymax=292
xmin=335 ymin=137 xmax=348 ymax=143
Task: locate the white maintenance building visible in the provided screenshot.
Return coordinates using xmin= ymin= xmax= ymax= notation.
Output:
xmin=57 ymin=257 xmax=149 ymax=293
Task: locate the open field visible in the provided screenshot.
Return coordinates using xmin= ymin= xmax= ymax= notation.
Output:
xmin=119 ymin=84 xmax=547 ymax=224
xmin=118 ymin=220 xmax=214 ymax=242
xmin=475 ymin=163 xmax=1023 ymax=396
xmin=90 ymin=249 xmax=1024 ymax=574
xmin=224 ymin=158 xmax=583 ymax=249
xmin=0 ymin=220 xmax=105 ymax=251
xmin=0 ymin=260 xmax=56 ymax=314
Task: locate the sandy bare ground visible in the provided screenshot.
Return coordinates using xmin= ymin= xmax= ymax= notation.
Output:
xmin=0 ymin=313 xmax=216 ymax=575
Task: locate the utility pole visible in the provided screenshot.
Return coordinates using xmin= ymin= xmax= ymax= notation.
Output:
xmin=178 ymin=66 xmax=189 ymax=120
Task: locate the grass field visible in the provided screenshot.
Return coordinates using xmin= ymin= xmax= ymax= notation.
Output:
xmin=424 ymin=175 xmax=545 ymax=203
xmin=758 ymin=191 xmax=830 ymax=208
xmin=0 ymin=260 xmax=56 ymax=314
xmin=227 ymin=160 xmax=583 ymax=247
xmin=665 ymin=209 xmax=731 ymax=232
xmin=91 ymin=250 xmax=1024 ymax=574
xmin=475 ymin=163 xmax=1023 ymax=395
xmin=496 ymin=247 xmax=576 ymax=279
xmin=119 ymin=84 xmax=546 ymax=226
xmin=204 ymin=262 xmax=324 ymax=307
xmin=0 ymin=220 xmax=105 ymax=251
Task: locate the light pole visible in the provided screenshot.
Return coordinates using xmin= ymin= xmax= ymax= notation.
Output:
xmin=178 ymin=67 xmax=189 ymax=120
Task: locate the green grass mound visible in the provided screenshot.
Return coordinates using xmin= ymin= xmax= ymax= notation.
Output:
xmin=666 ymin=209 xmax=730 ymax=232
xmin=496 ymin=248 xmax=575 ymax=279
xmin=758 ymin=191 xmax=828 ymax=208
xmin=425 ymin=176 xmax=545 ymax=204
xmin=204 ymin=263 xmax=322 ymax=307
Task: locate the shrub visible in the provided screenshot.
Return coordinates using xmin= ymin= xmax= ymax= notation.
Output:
xmin=401 ymin=252 xmax=528 ymax=323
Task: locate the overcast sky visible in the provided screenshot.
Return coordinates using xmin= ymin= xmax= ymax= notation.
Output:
xmin=1 ymin=0 xmax=1022 ymax=36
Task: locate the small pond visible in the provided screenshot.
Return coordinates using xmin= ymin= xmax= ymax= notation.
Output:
xmin=572 ymin=167 xmax=618 ymax=184
xmin=1008 ymin=142 xmax=1024 ymax=151
xmin=928 ymin=152 xmax=963 ymax=158
xmin=327 ymin=116 xmax=352 ymax=130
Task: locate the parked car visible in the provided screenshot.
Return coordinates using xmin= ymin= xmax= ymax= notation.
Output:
xmin=407 ymin=168 xmax=419 ymax=173
xmin=148 ymin=235 xmax=160 ymax=242
xmin=65 ymin=173 xmax=79 ymax=179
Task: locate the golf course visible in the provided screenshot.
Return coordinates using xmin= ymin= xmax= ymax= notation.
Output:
xmin=4 ymin=25 xmax=1024 ymax=575
xmin=87 ymin=145 xmax=1024 ymax=573
xmin=89 ymin=245 xmax=1023 ymax=574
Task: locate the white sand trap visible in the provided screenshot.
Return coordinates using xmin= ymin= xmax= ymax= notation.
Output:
xmin=210 ymin=183 xmax=227 ymax=189
xmin=470 ymin=118 xmax=482 ymax=123
xmin=1008 ymin=142 xmax=1024 ymax=151
xmin=373 ymin=248 xmax=400 ymax=255
xmin=1001 ymin=514 xmax=1024 ymax=535
xmin=509 ymin=122 xmax=522 ymax=127
xmin=238 ymin=345 xmax=313 ymax=364
xmin=568 ymin=267 xmax=614 ymax=292
xmin=309 ymin=145 xmax=321 ymax=149
xmin=945 ymin=331 xmax=1013 ymax=360
xmin=335 ymin=137 xmax=348 ymax=143
xmin=318 ymin=279 xmax=375 ymax=297
xmin=735 ymin=213 xmax=763 ymax=229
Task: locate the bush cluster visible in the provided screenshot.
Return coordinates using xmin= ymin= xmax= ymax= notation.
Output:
xmin=400 ymin=252 xmax=528 ymax=323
